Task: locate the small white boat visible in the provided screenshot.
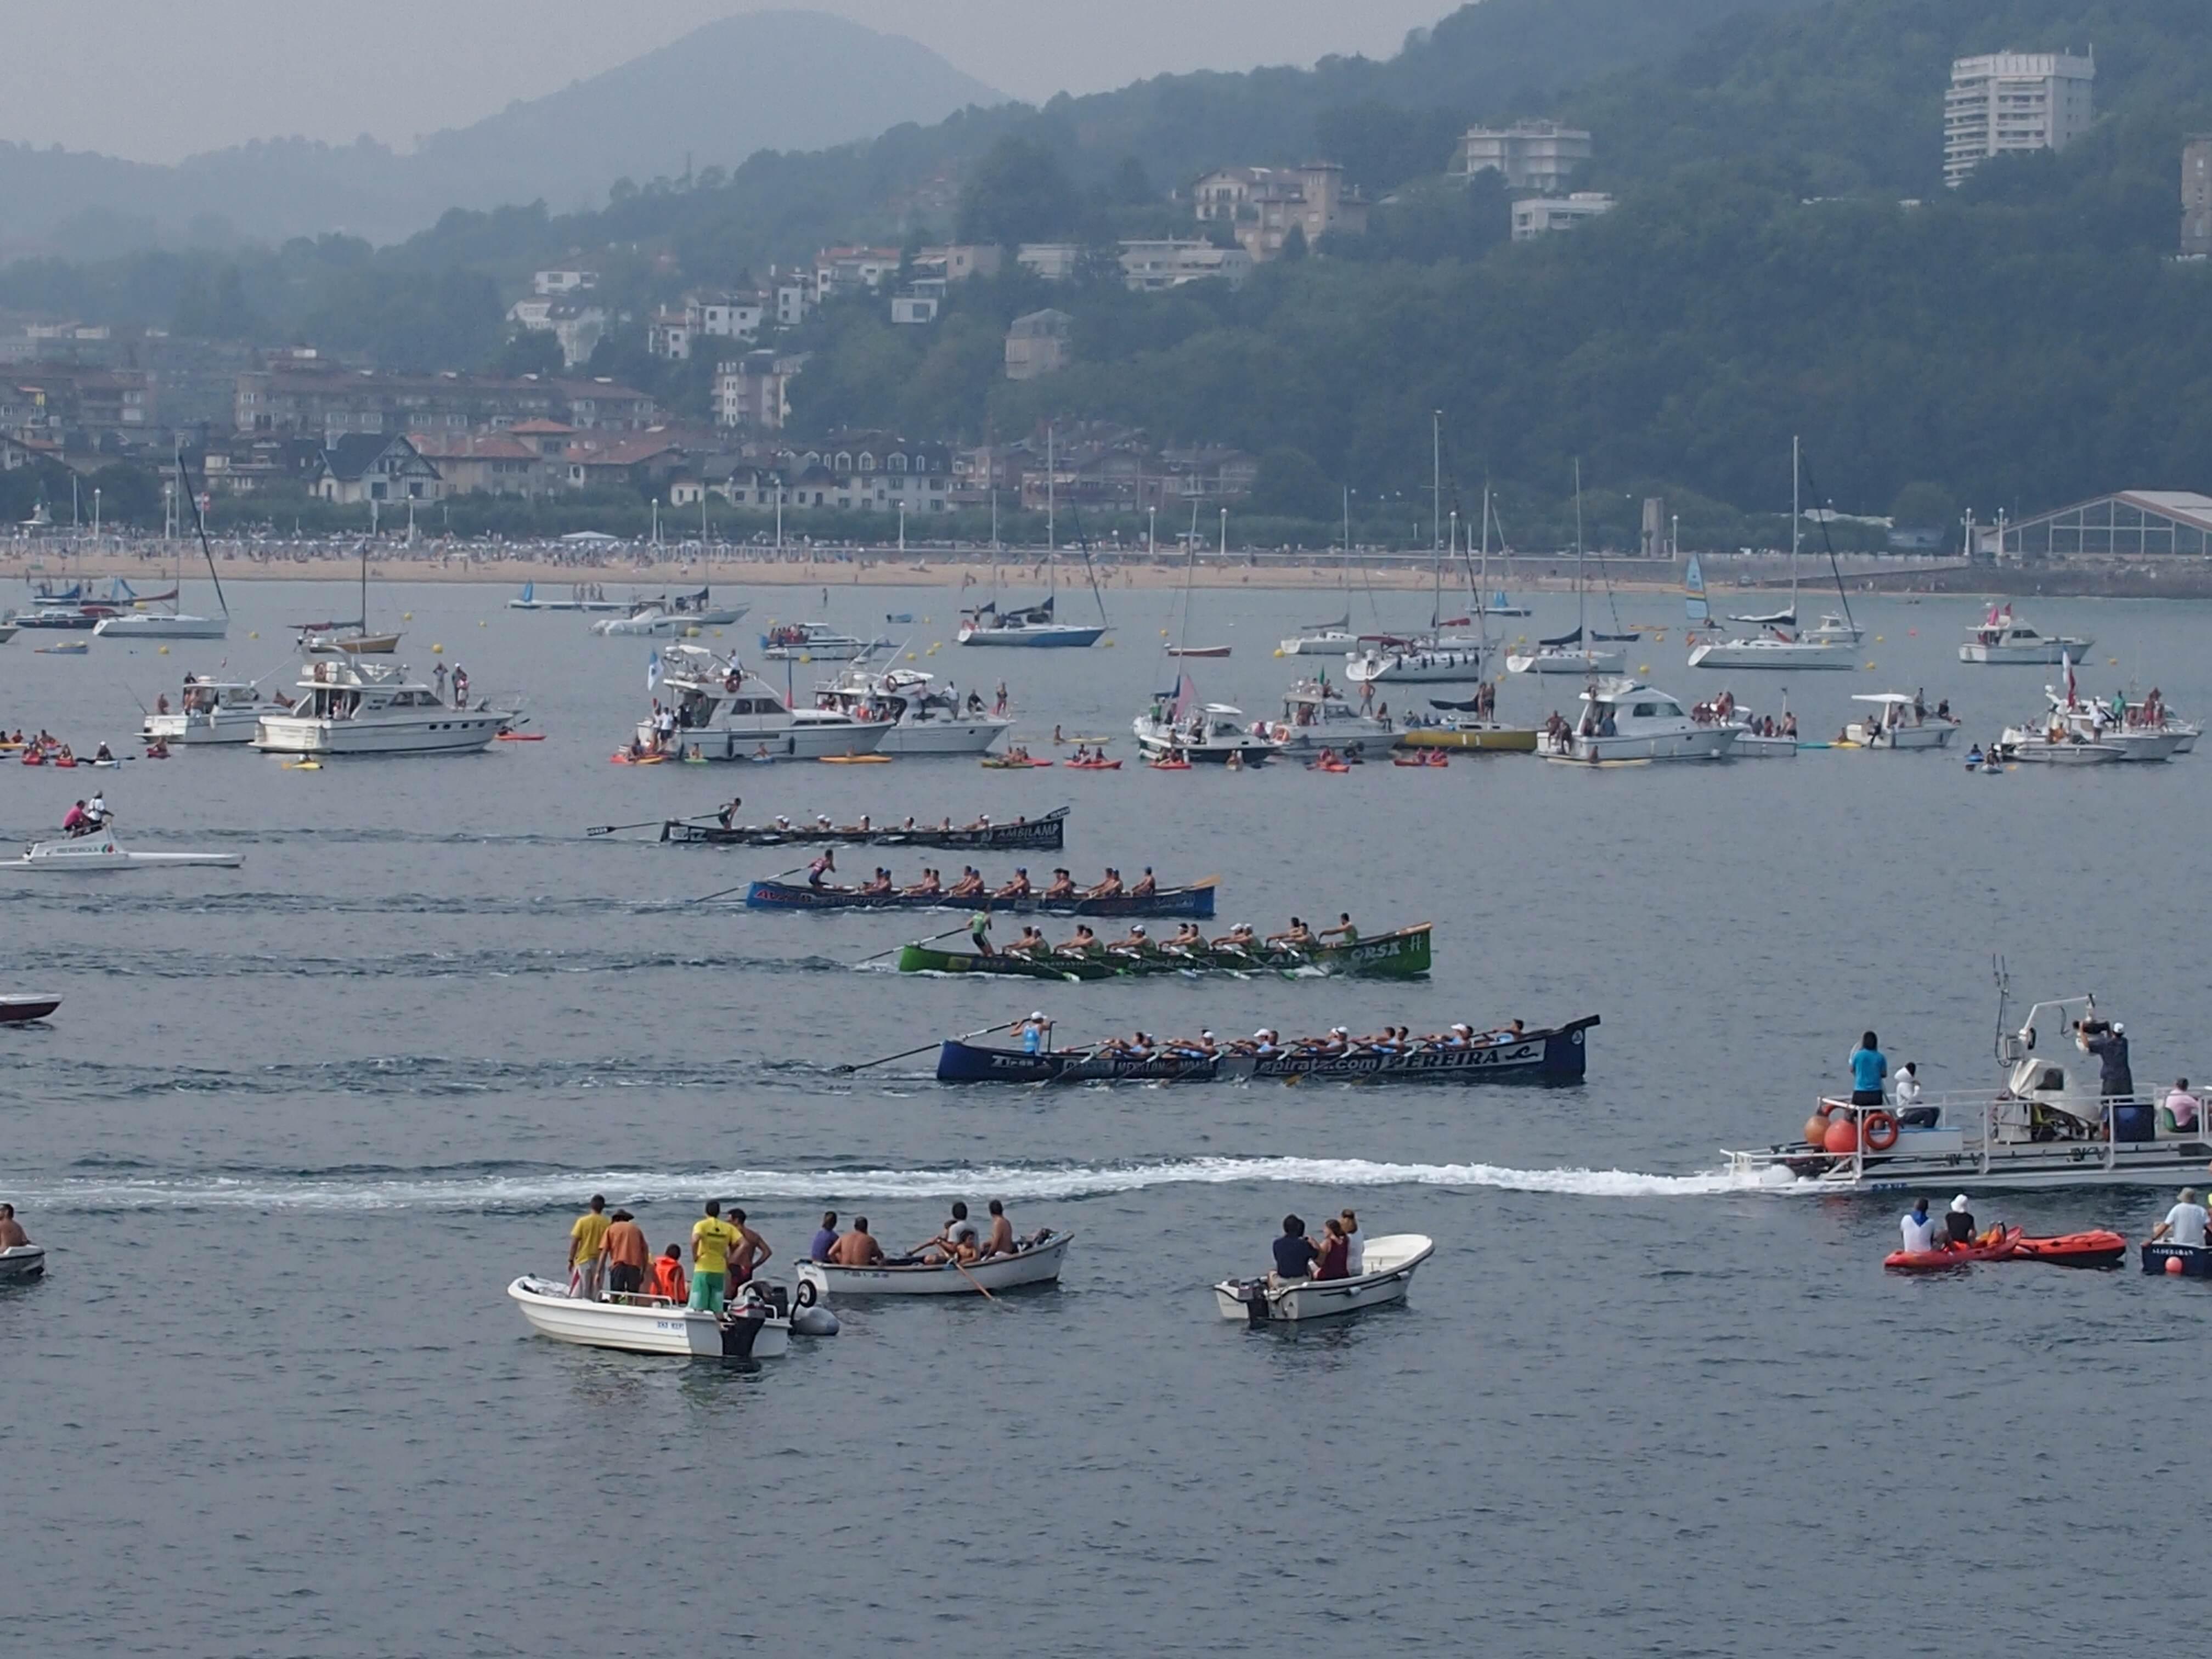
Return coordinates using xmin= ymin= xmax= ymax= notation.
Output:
xmin=0 ymin=992 xmax=62 ymax=1023
xmin=1214 ymin=1234 xmax=1435 ymax=1323
xmin=0 ymin=1244 xmax=46 ymax=1282
xmin=1505 ymin=642 xmax=1627 ymax=676
xmin=793 ymin=1231 xmax=1073 ymax=1299
xmin=2038 ymin=695 xmax=2182 ymax=761
xmin=762 ymin=622 xmax=888 ymax=662
xmin=1279 ymin=623 xmax=1358 ymax=656
xmin=507 ymin=1275 xmax=790 ymax=1358
xmin=94 ymin=612 xmax=229 ymax=641
xmin=1540 ymin=679 xmax=1739 ymax=763
xmin=1688 ymin=631 xmax=1855 ymax=671
xmin=1133 ymin=700 xmax=1286 ymax=765
xmin=141 ymin=678 xmax=294 ymax=746
xmin=1846 ymin=692 xmax=1960 ymax=749
xmin=0 ymin=833 xmax=241 ymax=871
xmin=1997 ymin=731 xmax=2124 ymax=765
xmin=1344 ymin=636 xmax=1491 ymax=685
xmin=34 ymin=640 xmax=89 ymax=657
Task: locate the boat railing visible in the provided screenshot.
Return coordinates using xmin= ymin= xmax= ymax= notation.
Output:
xmin=1784 ymin=1088 xmax=2203 ymax=1182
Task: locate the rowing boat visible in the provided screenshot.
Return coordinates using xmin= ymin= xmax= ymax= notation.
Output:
xmin=936 ymin=1015 xmax=1596 ymax=1084
xmin=661 ymin=806 xmax=1069 ymax=850
xmin=896 ymin=923 xmax=1432 ymax=980
xmin=747 ymin=878 xmax=1217 ymax=918
xmin=794 ymin=1232 xmax=1072 ymax=1299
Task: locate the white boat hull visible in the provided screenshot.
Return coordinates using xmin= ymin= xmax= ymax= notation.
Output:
xmin=95 ymin=614 xmax=230 ymax=641
xmin=652 ymin=718 xmax=893 ymax=761
xmin=0 ymin=1244 xmax=46 ymax=1282
xmin=1506 ymin=648 xmax=1626 ymax=676
xmin=142 ymin=707 xmax=281 ymax=744
xmin=1279 ymin=633 xmax=1357 ymax=655
xmin=1345 ymin=648 xmax=1489 ymax=685
xmin=875 ymin=716 xmax=1012 ymax=755
xmin=1688 ymin=639 xmax=1855 ymax=670
xmin=1961 ymin=639 xmax=2092 ymax=664
xmin=956 ymin=624 xmax=1105 ymax=648
xmin=507 ymin=1276 xmax=789 ymax=1357
xmin=794 ymin=1232 xmax=1072 ymax=1297
xmin=1 ymin=834 xmax=241 ymax=871
xmin=1847 ymin=723 xmax=1958 ymax=749
xmin=253 ymin=712 xmax=507 ymax=755
xmin=1214 ymin=1234 xmax=1434 ymax=1323
xmin=1545 ymin=726 xmax=1739 ymax=763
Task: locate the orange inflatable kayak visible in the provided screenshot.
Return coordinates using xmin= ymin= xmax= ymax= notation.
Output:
xmin=2010 ymin=1229 xmax=2127 ymax=1268
xmin=1884 ymin=1224 xmax=2023 ymax=1271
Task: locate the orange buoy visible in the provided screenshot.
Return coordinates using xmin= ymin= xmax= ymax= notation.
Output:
xmin=1824 ymin=1116 xmax=1860 ymax=1154
xmin=2168 ymin=1257 xmax=2185 ymax=1276
xmin=1803 ymin=1112 xmax=1832 ymax=1148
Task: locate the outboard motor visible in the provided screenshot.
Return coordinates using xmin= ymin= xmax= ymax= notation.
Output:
xmin=1228 ymin=1278 xmax=1273 ymax=1326
xmin=715 ymin=1308 xmax=764 ymax=1359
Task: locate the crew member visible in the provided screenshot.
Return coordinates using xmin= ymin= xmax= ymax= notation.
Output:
xmin=689 ymin=1200 xmax=746 ymax=1312
xmin=1018 ymin=1012 xmax=1052 ymax=1055
xmin=651 ymin=1244 xmax=688 ymax=1302
xmin=2150 ymin=1188 xmax=2210 ymax=1248
xmin=568 ymin=1194 xmax=612 ymax=1301
xmin=2080 ymin=1019 xmax=2134 ymax=1098
xmin=602 ymin=1209 xmax=650 ymax=1299
xmin=1271 ymin=1214 xmax=1317 ymax=1283
xmin=1848 ymin=1031 xmax=1888 ymax=1108
xmin=806 ymin=849 xmax=836 ymax=889
xmin=810 ymin=1211 xmax=840 ymax=1262
xmin=1899 ymin=1197 xmax=1937 ymax=1254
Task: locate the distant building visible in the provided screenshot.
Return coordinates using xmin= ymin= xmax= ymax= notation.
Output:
xmin=1004 ymin=309 xmax=1073 ymax=381
xmin=1976 ymin=490 xmax=2212 ymax=561
xmin=532 ymin=270 xmax=599 ymax=297
xmin=1016 ymin=243 xmax=1082 ymax=282
xmin=1450 ymin=123 xmax=1592 ymax=193
xmin=814 ymin=246 xmax=902 ymax=300
xmin=713 ymin=351 xmax=809 ymax=431
xmin=0 ymin=362 xmax=152 ymax=441
xmin=890 ymin=280 xmax=945 ymax=326
xmin=1189 ymin=163 xmax=1369 ymax=261
xmin=1943 ymin=52 xmax=2095 ymax=188
xmin=507 ymin=297 xmax=608 ymax=368
xmin=405 ymin=430 xmax=549 ymax=497
xmin=648 ymin=292 xmax=766 ymax=360
xmin=313 ymin=432 xmax=441 ymax=505
xmin=1118 ymin=240 xmax=1253 ymax=291
xmin=1511 ymin=193 xmax=1616 ymax=240
xmin=234 ymin=358 xmax=656 ymax=439
xmin=2185 ymin=137 xmax=2212 ymax=258
xmin=915 ymin=245 xmax=1003 ymax=283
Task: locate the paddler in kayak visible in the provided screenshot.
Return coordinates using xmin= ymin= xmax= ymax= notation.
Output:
xmin=1900 ymin=1198 xmax=1938 ymax=1254
xmin=1944 ymin=1194 xmax=1978 ymax=1246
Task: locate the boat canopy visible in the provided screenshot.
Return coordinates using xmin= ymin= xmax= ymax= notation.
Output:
xmin=1730 ymin=606 xmax=1797 ymax=627
xmin=1539 ymin=626 xmax=1583 ymax=648
xmin=1852 ymin=692 xmax=1918 ymax=706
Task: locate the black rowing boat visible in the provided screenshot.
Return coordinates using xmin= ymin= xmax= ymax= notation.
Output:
xmin=662 ymin=805 xmax=1067 ymax=850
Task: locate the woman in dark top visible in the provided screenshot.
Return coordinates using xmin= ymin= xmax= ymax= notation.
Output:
xmin=1313 ymin=1217 xmax=1351 ymax=1280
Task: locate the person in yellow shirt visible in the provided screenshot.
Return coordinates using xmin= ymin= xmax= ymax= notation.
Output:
xmin=689 ymin=1199 xmax=746 ymax=1312
xmin=568 ymin=1194 xmax=612 ymax=1302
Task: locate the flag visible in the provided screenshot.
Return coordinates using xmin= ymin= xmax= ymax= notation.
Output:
xmin=646 ymin=650 xmax=662 ymax=693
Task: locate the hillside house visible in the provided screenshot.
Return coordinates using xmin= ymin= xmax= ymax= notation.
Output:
xmin=1190 ymin=163 xmax=1368 ymax=260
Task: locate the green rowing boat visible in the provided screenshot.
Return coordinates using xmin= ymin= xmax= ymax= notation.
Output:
xmin=894 ymin=923 xmax=1432 ymax=981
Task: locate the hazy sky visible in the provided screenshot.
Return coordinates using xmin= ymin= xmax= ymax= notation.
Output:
xmin=0 ymin=1 xmax=1457 ymax=163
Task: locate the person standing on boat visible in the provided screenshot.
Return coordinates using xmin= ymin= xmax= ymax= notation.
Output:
xmin=689 ymin=1200 xmax=746 ymax=1312
xmin=726 ymin=1208 xmax=773 ymax=1290
xmin=1017 ymin=1012 xmax=1052 ymax=1055
xmin=1847 ymin=1032 xmax=1888 ymax=1110
xmin=1338 ymin=1210 xmax=1364 ymax=1276
xmin=433 ymin=662 xmax=448 ymax=703
xmin=2149 ymin=1188 xmax=2209 ymax=1248
xmin=806 ymin=849 xmax=836 ymax=889
xmin=602 ymin=1209 xmax=649 ymax=1300
xmin=568 ymin=1194 xmax=612 ymax=1302
xmin=1943 ymin=1194 xmax=1977 ymax=1247
xmin=2078 ymin=1020 xmax=2133 ymax=1099
xmin=968 ymin=910 xmax=995 ymax=958
xmin=1900 ymin=1198 xmax=1937 ymax=1254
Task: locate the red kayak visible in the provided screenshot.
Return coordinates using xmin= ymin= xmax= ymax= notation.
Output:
xmin=1885 ymin=1225 xmax=2024 ymax=1271
xmin=2011 ymin=1229 xmax=2128 ymax=1268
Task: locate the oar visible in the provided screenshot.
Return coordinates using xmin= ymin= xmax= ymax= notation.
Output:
xmin=902 ymin=1233 xmax=1001 ymax=1303
xmin=586 ymin=817 xmax=678 ymax=837
xmin=834 ymin=1019 xmax=1014 ymax=1075
xmin=690 ymin=863 xmax=806 ymax=905
xmin=853 ymin=922 xmax=970 ymax=967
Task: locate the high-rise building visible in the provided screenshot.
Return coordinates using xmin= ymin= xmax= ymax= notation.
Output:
xmin=1943 ymin=51 xmax=2095 ymax=188
xmin=2184 ymin=137 xmax=2212 ymax=258
xmin=1450 ymin=122 xmax=1593 ymax=193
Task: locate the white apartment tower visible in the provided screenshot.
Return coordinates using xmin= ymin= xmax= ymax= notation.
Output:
xmin=1943 ymin=51 xmax=2095 ymax=188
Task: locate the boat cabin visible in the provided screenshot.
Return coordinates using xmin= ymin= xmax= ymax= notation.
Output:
xmin=290 ymin=660 xmax=440 ymax=721
xmin=1576 ymin=681 xmax=1688 ymax=736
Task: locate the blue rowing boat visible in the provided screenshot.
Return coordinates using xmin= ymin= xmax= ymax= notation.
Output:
xmin=934 ymin=1016 xmax=1596 ymax=1084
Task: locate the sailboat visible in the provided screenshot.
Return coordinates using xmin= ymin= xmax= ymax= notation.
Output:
xmin=957 ymin=424 xmax=1109 ymax=647
xmin=1506 ymin=462 xmax=1626 ymax=676
xmin=1346 ymin=503 xmax=1489 ymax=685
xmin=1688 ymin=438 xmax=1855 ymax=670
xmin=95 ymin=451 xmax=230 ymax=640
xmin=300 ymin=541 xmax=401 ymax=655
xmin=1165 ymin=509 xmax=1232 ymax=656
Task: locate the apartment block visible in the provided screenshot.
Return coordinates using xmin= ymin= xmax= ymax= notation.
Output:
xmin=1189 ymin=163 xmax=1368 ymax=261
xmin=1943 ymin=51 xmax=2095 ymax=188
xmin=2185 ymin=137 xmax=2212 ymax=258
xmin=1450 ymin=123 xmax=1592 ymax=193
xmin=1510 ymin=193 xmax=1616 ymax=240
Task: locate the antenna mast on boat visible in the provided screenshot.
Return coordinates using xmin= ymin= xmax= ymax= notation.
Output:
xmin=175 ymin=445 xmax=229 ymax=619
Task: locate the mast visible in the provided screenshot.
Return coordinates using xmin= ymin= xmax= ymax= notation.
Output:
xmin=176 ymin=446 xmax=228 ymax=619
xmin=1790 ymin=433 xmax=1801 ymax=624
xmin=1431 ymin=410 xmax=1442 ymax=560
xmin=1573 ymin=458 xmax=1587 ymax=646
xmin=1046 ymin=422 xmax=1055 ymax=562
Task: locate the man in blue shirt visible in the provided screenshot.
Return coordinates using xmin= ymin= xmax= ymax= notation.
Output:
xmin=809 ymin=1211 xmax=839 ymax=1262
xmin=1849 ymin=1030 xmax=1888 ymax=1106
xmin=1271 ymin=1214 xmax=1317 ymax=1282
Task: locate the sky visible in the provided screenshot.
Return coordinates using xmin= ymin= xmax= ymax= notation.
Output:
xmin=0 ymin=1 xmax=1458 ymax=164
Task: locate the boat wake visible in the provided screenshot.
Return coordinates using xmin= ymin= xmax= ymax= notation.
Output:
xmin=16 ymin=1155 xmax=1761 ymax=1213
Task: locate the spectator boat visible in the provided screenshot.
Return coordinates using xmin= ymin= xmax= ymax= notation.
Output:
xmin=642 ymin=646 xmax=890 ymax=761
xmin=140 ymin=678 xmax=294 ymax=746
xmin=1846 ymin=693 xmax=1960 ymax=749
xmin=1538 ymin=679 xmax=1739 ymax=763
xmin=812 ymin=667 xmax=1011 ymax=754
xmin=1724 ymin=991 xmax=2212 ymax=1192
xmin=1959 ymin=608 xmax=2091 ymax=664
xmin=253 ymin=659 xmax=514 ymax=755
xmin=793 ymin=1231 xmax=1073 ymax=1299
xmin=0 ymin=992 xmax=63 ymax=1022
xmin=763 ymin=621 xmax=889 ymax=662
xmin=1214 ymin=1233 xmax=1435 ymax=1323
xmin=506 ymin=1275 xmax=790 ymax=1358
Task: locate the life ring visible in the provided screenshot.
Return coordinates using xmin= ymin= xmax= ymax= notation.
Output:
xmin=724 ymin=672 xmax=742 ymax=693
xmin=794 ymin=1278 xmax=819 ymax=1309
xmin=1862 ymin=1110 xmax=1899 ymax=1152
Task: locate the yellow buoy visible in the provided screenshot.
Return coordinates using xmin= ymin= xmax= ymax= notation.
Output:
xmin=402 ymin=612 xmax=413 ymax=621
xmin=478 ymin=620 xmax=487 ymax=628
xmin=1638 ymin=664 xmax=1649 ymax=674
xmin=249 ymin=631 xmax=259 ymax=639
xmin=158 ymin=645 xmax=169 ymax=655
xmin=1273 ymin=648 xmax=1284 ymax=658
xmin=905 ymin=652 xmax=917 ymax=661
xmin=432 ymin=643 xmax=444 ymax=654
xmin=1874 ymin=635 xmax=1884 ymax=643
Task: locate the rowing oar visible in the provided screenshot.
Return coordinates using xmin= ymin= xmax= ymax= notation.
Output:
xmin=852 ymin=922 xmax=970 ymax=967
xmin=905 ymin=1233 xmax=1001 ymax=1304
xmin=586 ymin=817 xmax=675 ymax=837
xmin=690 ymin=863 xmax=806 ymax=905
xmin=833 ymin=1019 xmax=1014 ymax=1075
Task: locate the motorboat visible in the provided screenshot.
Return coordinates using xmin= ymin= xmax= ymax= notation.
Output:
xmin=762 ymin=621 xmax=888 ymax=662
xmin=813 ymin=667 xmax=1010 ymax=754
xmin=299 ymin=627 xmax=402 ymax=656
xmin=1960 ymin=608 xmax=2091 ymax=664
xmin=1132 ymin=698 xmax=1285 ymax=765
xmin=1993 ymin=727 xmax=2124 ymax=765
xmin=507 ymin=1275 xmax=790 ymax=1359
xmin=1270 ymin=678 xmax=1395 ymax=755
xmin=793 ymin=1231 xmax=1072 ymax=1299
xmin=0 ymin=833 xmax=241 ymax=871
xmin=1214 ymin=1234 xmax=1435 ymax=1323
xmin=956 ymin=597 xmax=1104 ymax=648
xmin=1725 ymin=991 xmax=2212 ymax=1193
xmin=592 ymin=590 xmax=748 ymax=636
xmin=141 ymin=678 xmax=294 ymax=746
xmin=94 ymin=611 xmax=229 ymax=641
xmin=0 ymin=1244 xmax=45 ymax=1282
xmin=1344 ymin=635 xmax=1491 ymax=685
xmin=0 ymin=992 xmax=62 ymax=1023
xmin=2036 ymin=693 xmax=2183 ymax=761
xmin=642 ymin=645 xmax=891 ymax=761
xmin=1846 ymin=693 xmax=1960 ymax=749
xmin=1279 ymin=619 xmax=1358 ymax=655
xmin=253 ymin=659 xmax=515 ymax=755
xmin=1539 ymin=679 xmax=1739 ymax=763
xmin=0 ymin=622 xmax=15 ymax=644
xmin=1505 ymin=639 xmax=1626 ymax=676
xmin=1720 ymin=712 xmax=1799 ymax=758
xmin=1804 ymin=612 xmax=1865 ymax=645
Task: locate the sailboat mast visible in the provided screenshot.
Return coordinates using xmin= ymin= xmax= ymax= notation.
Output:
xmin=1790 ymin=433 xmax=1801 ymax=619
xmin=1431 ymin=411 xmax=1441 ymax=557
xmin=1573 ymin=458 xmax=1587 ymax=641
xmin=1046 ymin=422 xmax=1055 ymax=558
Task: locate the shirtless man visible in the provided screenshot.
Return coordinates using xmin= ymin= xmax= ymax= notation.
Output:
xmin=994 ymin=867 xmax=1032 ymax=899
xmin=1086 ymin=867 xmax=1124 ymax=898
xmin=0 ymin=1203 xmax=27 ymax=1249
xmin=1043 ymin=868 xmax=1077 ymax=901
xmin=859 ymin=867 xmax=894 ymax=895
xmin=946 ymin=866 xmax=986 ymax=899
xmin=830 ymin=1217 xmax=887 ymax=1267
xmin=1129 ymin=866 xmax=1158 ymax=897
xmin=902 ymin=867 xmax=941 ymax=896
xmin=726 ymin=1209 xmax=775 ymax=1289
xmin=1269 ymin=917 xmax=1314 ymax=949
xmin=980 ymin=1199 xmax=1017 ymax=1259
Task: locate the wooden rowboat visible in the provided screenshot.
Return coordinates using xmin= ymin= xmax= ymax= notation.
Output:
xmin=896 ymin=922 xmax=1431 ymax=981
xmin=745 ymin=877 xmax=1217 ymax=918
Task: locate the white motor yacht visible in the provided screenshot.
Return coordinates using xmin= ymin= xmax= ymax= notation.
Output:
xmin=593 ymin=591 xmax=748 ymax=636
xmin=814 ymin=667 xmax=1011 ymax=754
xmin=763 ymin=621 xmax=888 ymax=662
xmin=1539 ymin=679 xmax=1740 ymax=763
xmin=1133 ymin=699 xmax=1286 ymax=765
xmin=1846 ymin=693 xmax=1960 ymax=749
xmin=644 ymin=645 xmax=891 ymax=760
xmin=1271 ymin=678 xmax=1395 ymax=754
xmin=2036 ymin=693 xmax=2182 ymax=761
xmin=1 ymin=832 xmax=241 ymax=871
xmin=1993 ymin=726 xmax=2123 ymax=764
xmin=1726 ymin=992 xmax=2212 ymax=1193
xmin=1214 ymin=1234 xmax=1435 ymax=1323
xmin=507 ymin=1276 xmax=790 ymax=1358
xmin=141 ymin=678 xmax=293 ymax=746
xmin=1960 ymin=610 xmax=2091 ymax=664
xmin=252 ymin=659 xmax=513 ymax=755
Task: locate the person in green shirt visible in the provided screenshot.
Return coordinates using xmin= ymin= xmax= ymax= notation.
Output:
xmin=1320 ymin=913 xmax=1359 ymax=946
xmin=689 ymin=1199 xmax=746 ymax=1312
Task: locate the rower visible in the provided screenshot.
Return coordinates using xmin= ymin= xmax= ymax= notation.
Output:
xmin=1043 ymin=868 xmax=1077 ymax=900
xmin=994 ymin=867 xmax=1032 ymax=899
xmin=901 ymin=867 xmax=939 ymax=896
xmin=1319 ymin=913 xmax=1358 ymax=944
xmin=1086 ymin=867 xmax=1124 ymax=898
xmin=1269 ymin=917 xmax=1314 ymax=949
xmin=1900 ymin=1198 xmax=1938 ymax=1254
xmin=806 ymin=849 xmax=837 ymax=889
xmin=1130 ymin=866 xmax=1157 ymax=897
xmin=947 ymin=866 xmax=985 ymax=898
xmin=1109 ymin=923 xmax=1150 ymax=956
xmin=1005 ymin=926 xmax=1047 ymax=957
xmin=1211 ymin=922 xmax=1258 ymax=953
xmin=859 ymin=868 xmax=894 ymax=895
xmin=1057 ymin=923 xmax=1101 ymax=957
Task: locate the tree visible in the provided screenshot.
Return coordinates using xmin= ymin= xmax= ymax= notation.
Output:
xmin=1279 ymin=225 xmax=1308 ymax=262
xmin=1888 ymin=481 xmax=1955 ymax=531
xmin=85 ymin=461 xmax=162 ymax=527
xmin=491 ymin=328 xmax=566 ymax=379
xmin=955 ymin=136 xmax=1079 ymax=246
xmin=1253 ymin=446 xmax=1336 ymax=520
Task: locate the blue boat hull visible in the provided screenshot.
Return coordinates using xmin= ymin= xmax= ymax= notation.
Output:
xmin=935 ymin=1017 xmax=1596 ymax=1084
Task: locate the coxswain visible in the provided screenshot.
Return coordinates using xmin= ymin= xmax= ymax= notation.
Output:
xmin=947 ymin=866 xmax=985 ymax=899
xmin=1130 ymin=866 xmax=1158 ymax=898
xmin=716 ymin=797 xmax=742 ymax=830
xmin=1016 ymin=1011 xmax=1053 ymax=1054
xmin=1086 ymin=867 xmax=1124 ymax=898
xmin=994 ymin=867 xmax=1032 ymax=899
xmin=968 ymin=910 xmax=995 ymax=957
xmin=806 ymin=849 xmax=837 ymax=889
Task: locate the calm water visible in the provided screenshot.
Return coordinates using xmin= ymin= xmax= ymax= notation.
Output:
xmin=4 ymin=578 xmax=2209 ymax=1655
